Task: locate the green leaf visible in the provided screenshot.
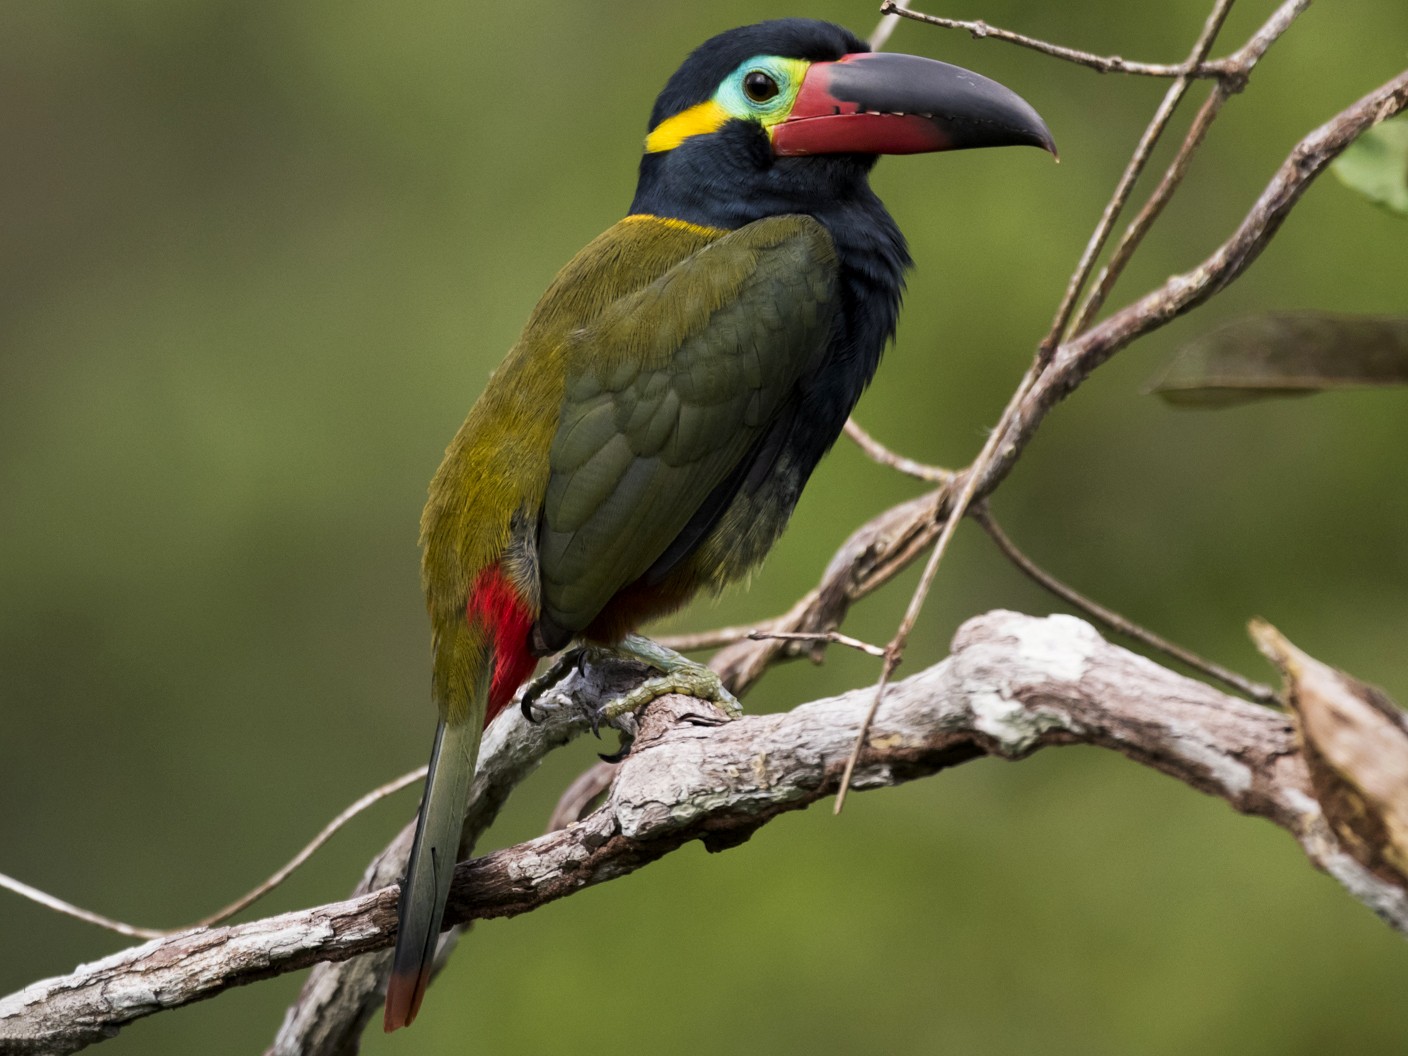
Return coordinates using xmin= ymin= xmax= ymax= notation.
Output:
xmin=1148 ymin=312 xmax=1408 ymax=407
xmin=1332 ymin=117 xmax=1408 ymax=217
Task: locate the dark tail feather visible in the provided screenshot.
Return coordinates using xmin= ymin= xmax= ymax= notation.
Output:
xmin=384 ymin=714 xmax=481 ymax=1030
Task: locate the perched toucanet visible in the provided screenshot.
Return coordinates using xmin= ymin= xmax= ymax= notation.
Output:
xmin=385 ymin=18 xmax=1054 ymax=1030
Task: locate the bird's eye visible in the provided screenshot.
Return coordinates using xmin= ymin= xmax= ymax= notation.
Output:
xmin=743 ymin=70 xmax=780 ymax=103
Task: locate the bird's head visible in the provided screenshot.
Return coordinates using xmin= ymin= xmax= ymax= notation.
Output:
xmin=631 ymin=18 xmax=1055 ymax=228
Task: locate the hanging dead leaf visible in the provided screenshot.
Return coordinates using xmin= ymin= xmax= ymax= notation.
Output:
xmin=1149 ymin=312 xmax=1408 ymax=406
xmin=1251 ymin=619 xmax=1408 ymax=887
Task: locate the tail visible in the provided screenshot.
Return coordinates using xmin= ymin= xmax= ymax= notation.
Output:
xmin=384 ymin=702 xmax=484 ymax=1030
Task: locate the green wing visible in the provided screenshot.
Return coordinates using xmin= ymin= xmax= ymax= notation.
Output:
xmin=537 ymin=214 xmax=837 ymax=644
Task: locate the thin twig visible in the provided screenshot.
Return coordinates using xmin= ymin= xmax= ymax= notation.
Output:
xmin=657 ymin=622 xmax=772 ymax=653
xmin=658 ymin=618 xmax=890 ymax=661
xmin=976 ymin=67 xmax=1408 ymax=501
xmin=0 ymin=872 xmax=167 ymax=941
xmin=882 ymin=1 xmax=1230 ymax=79
xmin=869 ymin=0 xmax=912 ymax=52
xmin=184 ymin=767 xmax=427 ymax=931
xmin=1206 ymin=0 xmax=1316 ymax=86
xmin=0 ymin=768 xmax=426 ymax=940
xmin=973 ymin=507 xmax=1278 ymax=704
xmin=1071 ymin=0 xmax=1313 ymax=331
xmin=746 ymin=629 xmax=888 ymax=658
xmin=1047 ymin=0 xmax=1237 ymax=353
xmin=834 ymin=456 xmax=980 ymax=814
xmin=1072 ymin=86 xmax=1231 ymax=332
xmin=844 ymin=419 xmax=952 ymax=483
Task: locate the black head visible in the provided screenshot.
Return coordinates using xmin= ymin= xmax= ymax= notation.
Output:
xmin=629 ymin=18 xmax=1054 ymax=230
xmin=645 ymin=19 xmax=866 ymax=134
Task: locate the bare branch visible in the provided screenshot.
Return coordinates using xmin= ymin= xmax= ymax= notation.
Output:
xmin=1072 ymin=84 xmax=1231 ymax=333
xmin=832 ymin=0 xmax=1259 ymax=811
xmin=1205 ymin=0 xmax=1317 ymax=86
xmin=781 ymin=60 xmax=1405 ymax=812
xmin=267 ymin=670 xmax=607 ymax=1056
xmin=980 ymin=69 xmax=1408 ymax=499
xmin=1071 ymin=0 xmax=1314 ymax=330
xmin=7 ymin=612 xmax=1402 ymax=1054
xmin=710 ymin=491 xmax=944 ymax=693
xmin=1047 ymin=0 xmax=1238 ymax=353
xmin=882 ymin=1 xmax=1232 ymax=78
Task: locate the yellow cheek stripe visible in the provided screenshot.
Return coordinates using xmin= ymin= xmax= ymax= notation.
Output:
xmin=644 ymin=100 xmax=730 ymax=154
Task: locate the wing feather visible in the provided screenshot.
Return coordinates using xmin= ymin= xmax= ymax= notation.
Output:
xmin=536 ymin=215 xmax=837 ymax=643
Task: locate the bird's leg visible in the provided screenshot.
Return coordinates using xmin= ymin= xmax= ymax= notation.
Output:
xmin=596 ymin=634 xmax=742 ymax=724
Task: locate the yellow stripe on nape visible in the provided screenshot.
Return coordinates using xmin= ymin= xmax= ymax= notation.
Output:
xmin=621 ymin=214 xmax=728 ymax=237
xmin=644 ymin=100 xmax=730 ymax=154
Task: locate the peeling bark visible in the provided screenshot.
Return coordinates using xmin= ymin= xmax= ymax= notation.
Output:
xmin=4 ymin=612 xmax=1403 ymax=1055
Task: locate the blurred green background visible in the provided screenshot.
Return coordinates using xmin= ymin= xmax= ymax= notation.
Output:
xmin=3 ymin=1 xmax=1407 ymax=1053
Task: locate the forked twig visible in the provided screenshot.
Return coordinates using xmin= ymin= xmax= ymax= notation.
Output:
xmin=832 ymin=0 xmax=1312 ymax=812
xmin=1047 ymin=0 xmax=1237 ymax=352
xmin=1071 ymin=0 xmax=1313 ymax=332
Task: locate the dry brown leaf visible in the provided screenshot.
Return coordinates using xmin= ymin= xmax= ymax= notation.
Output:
xmin=1251 ymin=619 xmax=1408 ymax=886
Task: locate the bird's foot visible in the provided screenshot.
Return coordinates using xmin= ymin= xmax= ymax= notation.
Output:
xmin=520 ymin=635 xmax=739 ymax=760
xmin=595 ymin=634 xmax=742 ymax=726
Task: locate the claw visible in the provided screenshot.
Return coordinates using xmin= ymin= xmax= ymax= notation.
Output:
xmin=597 ymin=731 xmax=634 ymax=764
xmin=519 ymin=647 xmax=586 ymax=722
xmin=519 ymin=679 xmax=548 ymax=723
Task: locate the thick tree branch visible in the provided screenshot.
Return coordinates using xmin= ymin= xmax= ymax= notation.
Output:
xmin=5 ymin=612 xmax=1404 ymax=1054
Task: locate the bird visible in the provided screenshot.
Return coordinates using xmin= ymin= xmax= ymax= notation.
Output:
xmin=384 ymin=17 xmax=1053 ymax=1031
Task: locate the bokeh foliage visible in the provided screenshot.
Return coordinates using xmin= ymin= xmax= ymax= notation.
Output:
xmin=2 ymin=2 xmax=1407 ymax=1053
